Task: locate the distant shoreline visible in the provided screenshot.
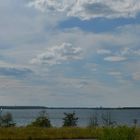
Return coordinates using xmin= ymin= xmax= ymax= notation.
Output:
xmin=0 ymin=106 xmax=46 ymax=109
xmin=0 ymin=106 xmax=140 ymax=110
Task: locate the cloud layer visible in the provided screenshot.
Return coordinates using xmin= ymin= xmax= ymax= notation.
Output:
xmin=30 ymin=42 xmax=82 ymax=65
xmin=28 ymin=0 xmax=140 ymax=20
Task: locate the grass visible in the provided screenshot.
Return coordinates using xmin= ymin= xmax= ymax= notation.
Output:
xmin=0 ymin=127 xmax=100 ymax=140
xmin=99 ymin=126 xmax=136 ymax=140
xmin=0 ymin=126 xmax=139 ymax=140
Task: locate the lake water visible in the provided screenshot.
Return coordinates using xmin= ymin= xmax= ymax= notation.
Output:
xmin=1 ymin=108 xmax=140 ymax=127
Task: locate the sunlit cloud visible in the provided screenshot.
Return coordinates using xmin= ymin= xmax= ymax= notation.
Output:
xmin=28 ymin=0 xmax=140 ymax=20
xmin=30 ymin=42 xmax=82 ymax=66
xmin=104 ymin=56 xmax=127 ymax=62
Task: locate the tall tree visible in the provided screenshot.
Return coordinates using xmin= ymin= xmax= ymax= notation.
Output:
xmin=28 ymin=110 xmax=51 ymax=127
xmin=63 ymin=112 xmax=78 ymax=127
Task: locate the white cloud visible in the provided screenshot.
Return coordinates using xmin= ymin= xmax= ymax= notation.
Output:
xmin=28 ymin=0 xmax=140 ymax=20
xmin=96 ymin=47 xmax=140 ymax=61
xmin=28 ymin=0 xmax=73 ymax=12
xmin=119 ymin=47 xmax=140 ymax=56
xmin=97 ymin=49 xmax=111 ymax=55
xmin=30 ymin=42 xmax=82 ymax=65
xmin=104 ymin=56 xmax=127 ymax=62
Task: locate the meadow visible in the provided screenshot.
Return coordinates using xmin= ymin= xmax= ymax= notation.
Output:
xmin=0 ymin=126 xmax=139 ymax=140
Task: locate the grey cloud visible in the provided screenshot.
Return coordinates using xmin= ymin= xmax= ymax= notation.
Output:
xmin=28 ymin=0 xmax=140 ymax=20
xmin=0 ymin=67 xmax=33 ymax=78
xmin=84 ymin=2 xmax=115 ymax=15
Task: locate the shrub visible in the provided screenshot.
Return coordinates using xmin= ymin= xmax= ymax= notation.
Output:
xmin=0 ymin=112 xmax=15 ymax=127
xmin=62 ymin=112 xmax=78 ymax=127
xmin=28 ymin=110 xmax=51 ymax=128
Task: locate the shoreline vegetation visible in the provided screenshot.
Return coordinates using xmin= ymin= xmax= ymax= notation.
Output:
xmin=0 ymin=108 xmax=139 ymax=139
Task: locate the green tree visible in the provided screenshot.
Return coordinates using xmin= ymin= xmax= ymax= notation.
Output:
xmin=0 ymin=112 xmax=15 ymax=127
xmin=63 ymin=112 xmax=78 ymax=127
xmin=29 ymin=110 xmax=51 ymax=127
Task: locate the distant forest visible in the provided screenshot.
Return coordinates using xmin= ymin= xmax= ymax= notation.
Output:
xmin=0 ymin=106 xmax=140 ymax=110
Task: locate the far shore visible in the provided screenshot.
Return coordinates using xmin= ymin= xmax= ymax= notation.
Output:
xmin=0 ymin=106 xmax=140 ymax=110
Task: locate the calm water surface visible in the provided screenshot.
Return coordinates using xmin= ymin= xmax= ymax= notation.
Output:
xmin=1 ymin=108 xmax=140 ymax=127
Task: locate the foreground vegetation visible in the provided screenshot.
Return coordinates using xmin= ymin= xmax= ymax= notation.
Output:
xmin=0 ymin=111 xmax=139 ymax=139
xmin=0 ymin=126 xmax=139 ymax=140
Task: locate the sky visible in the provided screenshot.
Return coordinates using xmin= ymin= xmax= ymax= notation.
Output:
xmin=0 ymin=0 xmax=140 ymax=107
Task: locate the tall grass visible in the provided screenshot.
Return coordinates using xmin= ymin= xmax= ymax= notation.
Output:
xmin=0 ymin=126 xmax=138 ymax=140
xmin=0 ymin=127 xmax=101 ymax=140
xmin=99 ymin=126 xmax=136 ymax=140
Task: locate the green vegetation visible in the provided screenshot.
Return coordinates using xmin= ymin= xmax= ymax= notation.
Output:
xmin=0 ymin=127 xmax=100 ymax=140
xmin=99 ymin=126 xmax=136 ymax=140
xmin=0 ymin=126 xmax=139 ymax=140
xmin=63 ymin=112 xmax=78 ymax=127
xmin=0 ymin=112 xmax=15 ymax=127
xmin=27 ymin=111 xmax=51 ymax=128
xmin=0 ymin=111 xmax=139 ymax=140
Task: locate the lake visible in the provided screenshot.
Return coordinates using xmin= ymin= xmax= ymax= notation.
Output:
xmin=1 ymin=108 xmax=140 ymax=127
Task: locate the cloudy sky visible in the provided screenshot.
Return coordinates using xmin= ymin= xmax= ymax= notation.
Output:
xmin=0 ymin=0 xmax=140 ymax=107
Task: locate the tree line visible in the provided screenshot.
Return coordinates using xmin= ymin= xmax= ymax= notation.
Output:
xmin=0 ymin=111 xmax=79 ymax=127
xmin=0 ymin=111 xmax=138 ymax=128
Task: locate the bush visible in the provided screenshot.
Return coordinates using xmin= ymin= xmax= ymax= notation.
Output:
xmin=28 ymin=110 xmax=51 ymax=128
xmin=63 ymin=112 xmax=78 ymax=127
xmin=0 ymin=112 xmax=15 ymax=127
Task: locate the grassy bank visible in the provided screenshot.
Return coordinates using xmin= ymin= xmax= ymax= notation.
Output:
xmin=0 ymin=127 xmax=100 ymax=140
xmin=0 ymin=126 xmax=139 ymax=140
